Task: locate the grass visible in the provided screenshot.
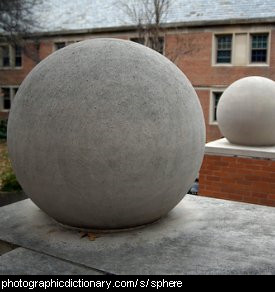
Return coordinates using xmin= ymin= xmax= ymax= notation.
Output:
xmin=0 ymin=140 xmax=22 ymax=192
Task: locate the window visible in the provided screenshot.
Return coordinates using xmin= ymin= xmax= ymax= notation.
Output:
xmin=154 ymin=37 xmax=164 ymax=54
xmin=1 ymin=46 xmax=10 ymax=67
xmin=54 ymin=40 xmax=82 ymax=51
xmin=0 ymin=87 xmax=19 ymax=111
xmin=251 ymin=34 xmax=268 ymax=63
xmin=213 ymin=31 xmax=270 ymax=66
xmin=0 ymin=45 xmax=22 ymax=68
xmin=55 ymin=42 xmax=66 ymax=51
xmin=216 ymin=35 xmax=232 ymax=63
xmin=130 ymin=37 xmax=164 ymax=54
xmin=1 ymin=88 xmax=10 ymax=110
xmin=15 ymin=46 xmax=22 ymax=67
xmin=130 ymin=38 xmax=145 ymax=45
xmin=212 ymin=92 xmax=223 ymax=122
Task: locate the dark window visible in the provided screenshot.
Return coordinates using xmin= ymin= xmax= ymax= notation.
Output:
xmin=152 ymin=37 xmax=164 ymax=54
xmin=216 ymin=35 xmax=232 ymax=63
xmin=14 ymin=46 xmax=22 ymax=67
xmin=1 ymin=88 xmax=11 ymax=110
xmin=13 ymin=87 xmax=18 ymax=98
xmin=130 ymin=38 xmax=145 ymax=45
xmin=213 ymin=92 xmax=223 ymax=121
xmin=55 ymin=42 xmax=66 ymax=50
xmin=1 ymin=46 xmax=10 ymax=67
xmin=130 ymin=37 xmax=164 ymax=54
xmin=251 ymin=34 xmax=268 ymax=63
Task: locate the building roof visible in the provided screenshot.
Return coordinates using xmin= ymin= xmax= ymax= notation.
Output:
xmin=34 ymin=0 xmax=275 ymax=33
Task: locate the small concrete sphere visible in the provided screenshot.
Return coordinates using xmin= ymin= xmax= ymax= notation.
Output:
xmin=217 ymin=76 xmax=275 ymax=146
xmin=8 ymin=38 xmax=205 ymax=230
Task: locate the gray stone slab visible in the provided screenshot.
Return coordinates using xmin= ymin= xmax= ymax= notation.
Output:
xmin=205 ymin=138 xmax=275 ymax=159
xmin=0 ymin=196 xmax=275 ymax=275
xmin=0 ymin=248 xmax=104 ymax=275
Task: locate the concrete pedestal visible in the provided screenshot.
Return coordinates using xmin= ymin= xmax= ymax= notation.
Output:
xmin=199 ymin=138 xmax=275 ymax=207
xmin=1 ymin=195 xmax=275 ymax=275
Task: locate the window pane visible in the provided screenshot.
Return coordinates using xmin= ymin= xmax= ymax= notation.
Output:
xmin=1 ymin=46 xmax=10 ymax=67
xmin=1 ymin=88 xmax=11 ymax=110
xmin=216 ymin=35 xmax=232 ymax=63
xmin=131 ymin=37 xmax=164 ymax=54
xmin=1 ymin=88 xmax=9 ymax=97
xmin=13 ymin=88 xmax=19 ymax=101
xmin=251 ymin=49 xmax=267 ymax=62
xmin=13 ymin=88 xmax=18 ymax=95
xmin=130 ymin=38 xmax=145 ymax=45
xmin=217 ymin=35 xmax=232 ymax=50
xmin=55 ymin=42 xmax=66 ymax=50
xmin=217 ymin=50 xmax=231 ymax=63
xmin=251 ymin=34 xmax=268 ymax=63
xmin=4 ymin=97 xmax=11 ymax=110
xmin=213 ymin=92 xmax=222 ymax=121
xmin=155 ymin=37 xmax=164 ymax=54
xmin=252 ymin=34 xmax=268 ymax=49
xmin=15 ymin=46 xmax=22 ymax=67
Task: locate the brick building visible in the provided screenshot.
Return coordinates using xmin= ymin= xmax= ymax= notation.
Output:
xmin=1 ymin=0 xmax=275 ymax=142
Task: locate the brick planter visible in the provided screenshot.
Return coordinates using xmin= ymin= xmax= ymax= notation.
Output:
xmin=199 ymin=139 xmax=275 ymax=207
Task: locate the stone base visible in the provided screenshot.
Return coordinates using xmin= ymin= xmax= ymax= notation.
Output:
xmin=199 ymin=138 xmax=275 ymax=207
xmin=1 ymin=195 xmax=275 ymax=275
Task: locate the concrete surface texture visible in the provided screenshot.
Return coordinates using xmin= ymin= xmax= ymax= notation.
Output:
xmin=205 ymin=138 xmax=275 ymax=159
xmin=217 ymin=76 xmax=275 ymax=146
xmin=0 ymin=196 xmax=275 ymax=275
xmin=0 ymin=248 xmax=104 ymax=275
xmin=7 ymin=38 xmax=205 ymax=229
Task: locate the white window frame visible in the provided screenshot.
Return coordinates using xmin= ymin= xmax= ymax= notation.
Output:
xmin=53 ymin=40 xmax=82 ymax=52
xmin=248 ymin=32 xmax=270 ymax=66
xmin=0 ymin=44 xmax=22 ymax=69
xmin=0 ymin=86 xmax=19 ymax=112
xmin=209 ymin=89 xmax=225 ymax=125
xmin=212 ymin=30 xmax=271 ymax=67
xmin=129 ymin=36 xmax=165 ymax=55
xmin=213 ymin=33 xmax=233 ymax=66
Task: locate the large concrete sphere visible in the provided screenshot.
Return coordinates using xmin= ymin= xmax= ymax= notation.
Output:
xmin=8 ymin=38 xmax=205 ymax=230
xmin=217 ymin=76 xmax=275 ymax=146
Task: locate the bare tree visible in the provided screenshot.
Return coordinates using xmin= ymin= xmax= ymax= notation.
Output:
xmin=118 ymin=0 xmax=169 ymax=53
xmin=0 ymin=0 xmax=42 ymax=63
xmin=118 ymin=0 xmax=200 ymax=63
xmin=166 ymin=32 xmax=201 ymax=64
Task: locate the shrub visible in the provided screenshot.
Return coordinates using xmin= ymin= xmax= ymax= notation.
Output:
xmin=0 ymin=142 xmax=22 ymax=192
xmin=0 ymin=169 xmax=22 ymax=192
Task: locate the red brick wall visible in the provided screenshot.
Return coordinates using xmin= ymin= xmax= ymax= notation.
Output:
xmin=1 ymin=28 xmax=275 ymax=141
xmin=0 ymin=42 xmax=46 ymax=120
xmin=196 ymin=89 xmax=222 ymax=142
xmin=199 ymin=154 xmax=275 ymax=207
xmin=0 ymin=35 xmax=129 ymax=86
xmin=166 ymin=30 xmax=275 ymax=86
xmin=165 ymin=29 xmax=275 ymax=141
xmin=0 ymin=43 xmax=39 ymax=85
xmin=0 ymin=36 xmax=128 ymax=120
